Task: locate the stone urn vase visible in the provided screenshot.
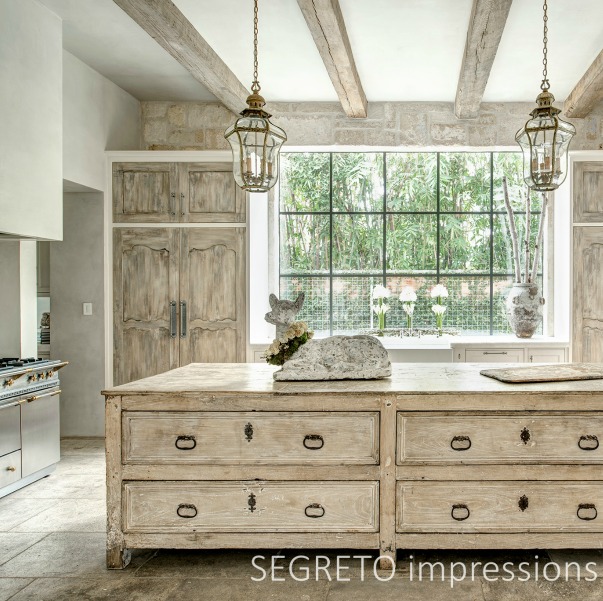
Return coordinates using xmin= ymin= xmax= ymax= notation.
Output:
xmin=505 ymin=283 xmax=545 ymax=338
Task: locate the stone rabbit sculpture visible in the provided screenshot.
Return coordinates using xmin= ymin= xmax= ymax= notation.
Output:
xmin=264 ymin=293 xmax=305 ymax=339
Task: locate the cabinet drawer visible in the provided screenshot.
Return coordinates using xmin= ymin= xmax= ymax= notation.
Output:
xmin=398 ymin=482 xmax=603 ymax=532
xmin=0 ymin=450 xmax=21 ymax=489
xmin=398 ymin=414 xmax=603 ymax=464
xmin=527 ymin=348 xmax=567 ymax=363
xmin=0 ymin=405 xmax=21 ymax=456
xmin=123 ymin=481 xmax=379 ymax=533
xmin=123 ymin=411 xmax=379 ymax=465
xmin=464 ymin=349 xmax=524 ymax=363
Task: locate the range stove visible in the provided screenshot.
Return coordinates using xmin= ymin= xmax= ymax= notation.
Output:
xmin=0 ymin=358 xmax=68 ymax=406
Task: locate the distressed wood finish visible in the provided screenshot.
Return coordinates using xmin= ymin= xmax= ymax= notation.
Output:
xmin=564 ymin=49 xmax=603 ymax=118
xmin=573 ymin=162 xmax=603 ymax=223
xmin=112 ymin=0 xmax=248 ymax=114
xmin=398 ymin=482 xmax=603 ymax=532
xmin=104 ymin=363 xmax=603 ymax=568
xmin=398 ymin=413 xmax=603 ymax=464
xmin=124 ymin=481 xmax=379 ymax=533
xmin=297 ymin=0 xmax=367 ymax=118
xmin=123 ymin=411 xmax=379 ymax=465
xmin=179 ymin=228 xmax=246 ymax=364
xmin=179 ymin=163 xmax=245 ymax=223
xmin=113 ymin=228 xmax=180 ymax=385
xmin=454 ymin=0 xmax=514 ymax=119
xmin=573 ymin=227 xmax=603 ymax=363
xmin=113 ymin=162 xmax=177 ymax=223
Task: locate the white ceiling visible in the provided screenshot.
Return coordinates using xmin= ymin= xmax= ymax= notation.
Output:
xmin=38 ymin=0 xmax=603 ymax=105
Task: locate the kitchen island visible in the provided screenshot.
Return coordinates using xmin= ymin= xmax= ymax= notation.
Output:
xmin=103 ymin=363 xmax=603 ymax=569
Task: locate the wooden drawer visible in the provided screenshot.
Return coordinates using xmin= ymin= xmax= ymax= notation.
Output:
xmin=123 ymin=411 xmax=379 ymax=465
xmin=123 ymin=481 xmax=379 ymax=533
xmin=0 ymin=450 xmax=21 ymax=489
xmin=464 ymin=348 xmax=524 ymax=362
xmin=398 ymin=413 xmax=603 ymax=464
xmin=398 ymin=482 xmax=603 ymax=532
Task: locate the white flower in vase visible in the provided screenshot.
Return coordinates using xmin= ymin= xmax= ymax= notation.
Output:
xmin=372 ymin=284 xmax=391 ymax=300
xmin=430 ymin=284 xmax=449 ymax=300
xmin=399 ymin=286 xmax=417 ymax=330
xmin=432 ymin=303 xmax=447 ymax=335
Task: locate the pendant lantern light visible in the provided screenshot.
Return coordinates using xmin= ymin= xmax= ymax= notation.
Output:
xmin=225 ymin=0 xmax=286 ymax=193
xmin=515 ymin=0 xmax=575 ymax=192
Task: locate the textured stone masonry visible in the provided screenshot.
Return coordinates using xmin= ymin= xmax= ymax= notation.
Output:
xmin=141 ymin=100 xmax=603 ymax=151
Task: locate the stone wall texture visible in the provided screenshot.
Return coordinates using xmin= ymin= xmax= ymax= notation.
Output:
xmin=141 ymin=101 xmax=603 ymax=151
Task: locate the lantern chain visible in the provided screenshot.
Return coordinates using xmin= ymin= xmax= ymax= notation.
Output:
xmin=541 ymin=0 xmax=550 ymax=91
xmin=251 ymin=0 xmax=260 ymax=93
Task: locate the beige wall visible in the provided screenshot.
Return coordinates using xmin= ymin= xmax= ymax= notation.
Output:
xmin=51 ymin=193 xmax=105 ymax=436
xmin=141 ymin=101 xmax=603 ymax=151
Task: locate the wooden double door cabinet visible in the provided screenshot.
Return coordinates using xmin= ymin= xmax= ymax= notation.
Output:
xmin=104 ymin=364 xmax=603 ymax=570
xmin=113 ymin=228 xmax=245 ymax=385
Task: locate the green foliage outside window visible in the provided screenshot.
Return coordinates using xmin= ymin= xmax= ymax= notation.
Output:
xmin=279 ymin=152 xmax=542 ymax=337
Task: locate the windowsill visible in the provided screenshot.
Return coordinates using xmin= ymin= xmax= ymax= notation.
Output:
xmin=250 ymin=334 xmax=569 ymax=350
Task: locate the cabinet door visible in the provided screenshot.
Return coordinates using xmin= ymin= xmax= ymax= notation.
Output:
xmin=179 ymin=163 xmax=246 ymax=223
xmin=113 ymin=228 xmax=180 ymax=385
xmin=573 ymin=227 xmax=603 ymax=362
xmin=21 ymin=394 xmax=60 ymax=477
xmin=113 ymin=162 xmax=178 ymax=223
xmin=573 ymin=162 xmax=603 ymax=223
xmin=179 ymin=228 xmax=246 ymax=364
xmin=527 ymin=348 xmax=566 ymax=363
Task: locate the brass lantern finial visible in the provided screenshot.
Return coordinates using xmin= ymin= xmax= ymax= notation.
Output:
xmin=224 ymin=0 xmax=287 ymax=193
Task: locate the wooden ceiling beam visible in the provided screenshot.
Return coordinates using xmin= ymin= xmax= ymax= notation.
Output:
xmin=113 ymin=0 xmax=249 ymax=114
xmin=297 ymin=0 xmax=367 ymax=118
xmin=455 ymin=0 xmax=513 ymax=120
xmin=564 ymin=50 xmax=603 ymax=118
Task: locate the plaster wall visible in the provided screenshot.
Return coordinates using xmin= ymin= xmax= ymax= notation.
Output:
xmin=63 ymin=51 xmax=141 ymax=191
xmin=0 ymin=0 xmax=62 ymax=240
xmin=50 ymin=194 xmax=105 ymax=436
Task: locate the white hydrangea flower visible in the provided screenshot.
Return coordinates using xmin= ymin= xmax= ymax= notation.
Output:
xmin=372 ymin=284 xmax=391 ymax=299
xmin=432 ymin=304 xmax=447 ymax=315
xmin=399 ymin=286 xmax=417 ymax=302
xmin=430 ymin=284 xmax=449 ymax=299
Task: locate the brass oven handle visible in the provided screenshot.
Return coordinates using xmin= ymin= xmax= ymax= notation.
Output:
xmin=303 ymin=434 xmax=324 ymax=450
xmin=176 ymin=503 xmax=197 ymax=518
xmin=19 ymin=389 xmax=61 ymax=404
xmin=175 ymin=435 xmax=196 ymax=450
xmin=169 ymin=301 xmax=177 ymax=338
xmin=451 ymin=503 xmax=470 ymax=521
xmin=577 ymin=503 xmax=598 ymax=521
xmin=180 ymin=301 xmax=187 ymax=338
xmin=450 ymin=435 xmax=471 ymax=451
xmin=305 ymin=503 xmax=325 ymax=518
xmin=578 ymin=435 xmax=599 ymax=451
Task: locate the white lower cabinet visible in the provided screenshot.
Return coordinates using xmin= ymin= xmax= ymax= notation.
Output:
xmin=454 ymin=344 xmax=568 ymax=364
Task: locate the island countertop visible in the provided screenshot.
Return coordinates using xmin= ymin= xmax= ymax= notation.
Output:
xmin=103 ymin=362 xmax=603 ymax=397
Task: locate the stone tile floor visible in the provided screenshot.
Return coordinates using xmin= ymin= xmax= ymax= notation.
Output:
xmin=0 ymin=438 xmax=601 ymax=600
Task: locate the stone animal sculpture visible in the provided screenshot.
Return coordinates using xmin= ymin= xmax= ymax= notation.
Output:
xmin=264 ymin=293 xmax=305 ymax=339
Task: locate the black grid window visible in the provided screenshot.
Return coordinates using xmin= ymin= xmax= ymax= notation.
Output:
xmin=279 ymin=152 xmax=542 ymax=337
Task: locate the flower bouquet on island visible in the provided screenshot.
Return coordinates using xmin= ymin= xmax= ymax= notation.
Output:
xmin=430 ymin=284 xmax=449 ymax=336
xmin=399 ymin=286 xmax=417 ymax=333
xmin=264 ymin=321 xmax=314 ymax=366
xmin=372 ymin=284 xmax=391 ymax=335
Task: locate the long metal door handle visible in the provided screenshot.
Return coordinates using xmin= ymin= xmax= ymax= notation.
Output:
xmin=180 ymin=301 xmax=187 ymax=338
xmin=483 ymin=351 xmax=508 ymax=355
xmin=169 ymin=301 xmax=177 ymax=338
xmin=19 ymin=389 xmax=61 ymax=404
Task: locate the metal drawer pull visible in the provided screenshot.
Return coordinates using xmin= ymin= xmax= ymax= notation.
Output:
xmin=483 ymin=351 xmax=507 ymax=355
xmin=176 ymin=503 xmax=197 ymax=518
xmin=305 ymin=503 xmax=325 ymax=518
xmin=518 ymin=495 xmax=529 ymax=511
xmin=174 ymin=435 xmax=196 ymax=450
xmin=244 ymin=423 xmax=253 ymax=442
xmin=451 ymin=504 xmax=470 ymax=521
xmin=578 ymin=435 xmax=599 ymax=451
xmin=248 ymin=492 xmax=257 ymax=512
xmin=169 ymin=301 xmax=177 ymax=338
xmin=6 ymin=466 xmax=16 ymax=472
xmin=520 ymin=428 xmax=531 ymax=444
xmin=303 ymin=434 xmax=324 ymax=450
xmin=450 ymin=435 xmax=471 ymax=451
xmin=577 ymin=503 xmax=598 ymax=521
xmin=180 ymin=301 xmax=187 ymax=338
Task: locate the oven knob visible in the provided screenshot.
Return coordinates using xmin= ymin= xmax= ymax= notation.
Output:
xmin=46 ymin=370 xmax=54 ymax=378
xmin=28 ymin=374 xmax=38 ymax=383
xmin=38 ymin=372 xmax=46 ymax=380
xmin=3 ymin=378 xmax=14 ymax=387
